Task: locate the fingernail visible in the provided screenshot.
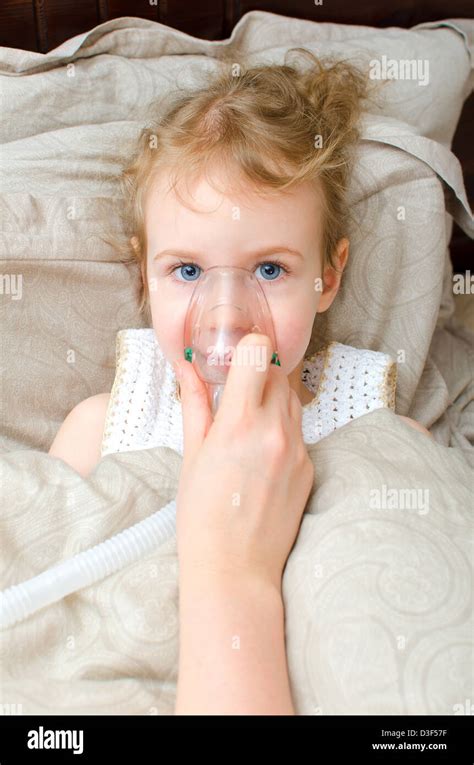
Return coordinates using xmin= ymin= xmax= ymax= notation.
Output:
xmin=271 ymin=352 xmax=281 ymax=366
xmin=184 ymin=346 xmax=193 ymax=362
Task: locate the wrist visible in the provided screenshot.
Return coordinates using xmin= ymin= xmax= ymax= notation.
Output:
xmin=178 ymin=561 xmax=283 ymax=601
xmin=175 ymin=561 xmax=292 ymax=716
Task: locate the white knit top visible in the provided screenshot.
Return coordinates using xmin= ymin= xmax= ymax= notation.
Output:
xmin=101 ymin=329 xmax=397 ymax=458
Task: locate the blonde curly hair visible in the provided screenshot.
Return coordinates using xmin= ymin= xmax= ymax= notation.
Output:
xmin=104 ymin=48 xmax=381 ymax=319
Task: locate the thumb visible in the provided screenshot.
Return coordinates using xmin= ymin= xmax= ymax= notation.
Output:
xmin=174 ymin=358 xmax=214 ymax=462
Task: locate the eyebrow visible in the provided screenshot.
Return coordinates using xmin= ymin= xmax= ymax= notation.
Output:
xmin=153 ymin=246 xmax=304 ymax=262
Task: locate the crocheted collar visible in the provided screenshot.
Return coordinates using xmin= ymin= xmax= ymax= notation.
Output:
xmin=172 ymin=341 xmax=336 ymax=412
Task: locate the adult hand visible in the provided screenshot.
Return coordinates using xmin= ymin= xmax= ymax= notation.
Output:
xmin=174 ymin=333 xmax=314 ymax=592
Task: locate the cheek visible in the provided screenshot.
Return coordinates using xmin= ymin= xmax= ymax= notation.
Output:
xmin=271 ymin=293 xmax=317 ymax=370
xmin=274 ymin=320 xmax=310 ymax=370
xmin=149 ymin=287 xmax=189 ymax=364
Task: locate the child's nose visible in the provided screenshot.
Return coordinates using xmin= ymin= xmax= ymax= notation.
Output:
xmin=204 ymin=303 xmax=254 ymax=349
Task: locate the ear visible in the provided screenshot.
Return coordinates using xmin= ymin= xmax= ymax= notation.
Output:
xmin=317 ymin=238 xmax=350 ymax=314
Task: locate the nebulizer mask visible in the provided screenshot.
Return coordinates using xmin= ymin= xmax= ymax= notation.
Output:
xmin=181 ymin=265 xmax=280 ymax=413
xmin=0 ymin=265 xmax=281 ymax=629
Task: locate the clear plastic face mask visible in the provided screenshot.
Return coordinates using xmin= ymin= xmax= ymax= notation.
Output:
xmin=182 ymin=265 xmax=279 ymax=414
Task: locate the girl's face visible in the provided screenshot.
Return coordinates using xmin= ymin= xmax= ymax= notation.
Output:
xmin=138 ymin=167 xmax=348 ymax=404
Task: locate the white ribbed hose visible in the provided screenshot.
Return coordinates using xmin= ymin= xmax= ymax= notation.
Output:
xmin=0 ymin=499 xmax=177 ymax=631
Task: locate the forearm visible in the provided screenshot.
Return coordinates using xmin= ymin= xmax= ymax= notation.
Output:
xmin=175 ymin=569 xmax=295 ymax=715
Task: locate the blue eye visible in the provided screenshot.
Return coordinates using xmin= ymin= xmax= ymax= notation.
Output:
xmin=173 ymin=263 xmax=202 ymax=282
xmin=169 ymin=259 xmax=289 ymax=285
xmin=256 ymin=262 xmax=285 ymax=281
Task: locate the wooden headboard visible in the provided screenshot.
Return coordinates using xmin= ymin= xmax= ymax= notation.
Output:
xmin=1 ymin=0 xmax=472 ymax=271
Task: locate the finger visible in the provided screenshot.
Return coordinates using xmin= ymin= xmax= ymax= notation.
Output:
xmin=261 ymin=361 xmax=292 ymax=416
xmin=218 ymin=333 xmax=274 ymax=414
xmin=175 ymin=359 xmax=214 ymax=462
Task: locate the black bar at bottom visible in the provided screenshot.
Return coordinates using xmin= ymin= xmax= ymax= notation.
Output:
xmin=0 ymin=714 xmax=472 ymax=762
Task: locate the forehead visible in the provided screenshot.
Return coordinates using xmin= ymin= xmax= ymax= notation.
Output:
xmin=145 ymin=165 xmax=323 ymax=254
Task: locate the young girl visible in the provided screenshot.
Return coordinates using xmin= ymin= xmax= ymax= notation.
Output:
xmin=48 ymin=48 xmax=432 ymax=713
xmin=48 ymin=48 xmax=430 ymax=477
